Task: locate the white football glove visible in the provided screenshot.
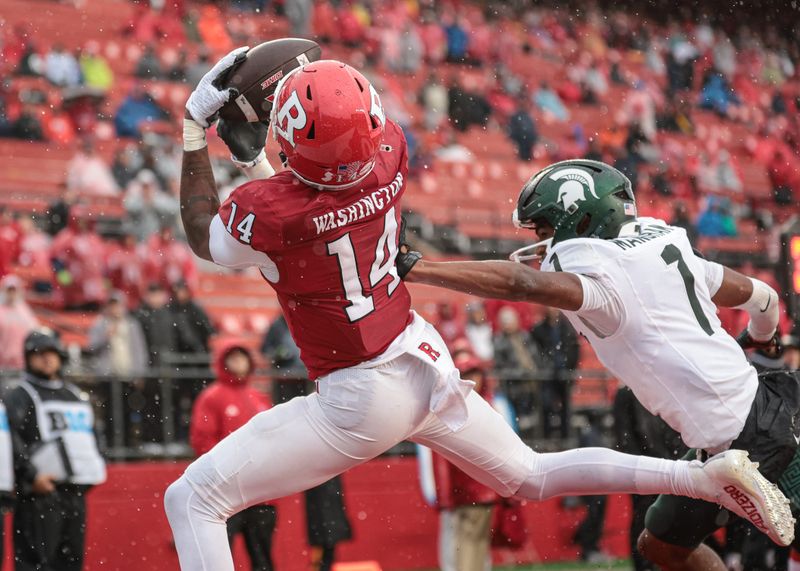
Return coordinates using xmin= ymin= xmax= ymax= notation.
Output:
xmin=185 ymin=46 xmax=249 ymax=128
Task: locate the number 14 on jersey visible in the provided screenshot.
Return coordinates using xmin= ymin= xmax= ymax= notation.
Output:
xmin=327 ymin=207 xmax=401 ymax=322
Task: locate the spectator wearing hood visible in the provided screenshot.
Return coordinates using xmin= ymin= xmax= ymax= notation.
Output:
xmin=0 ymin=276 xmax=39 ymax=371
xmin=50 ymin=209 xmax=108 ymax=311
xmin=190 ymin=340 xmax=276 ymax=571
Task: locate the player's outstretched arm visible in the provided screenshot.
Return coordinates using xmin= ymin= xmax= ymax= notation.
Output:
xmin=180 ymin=47 xmax=249 ymax=261
xmin=405 ymin=259 xmax=584 ymax=311
xmin=713 ymin=265 xmax=780 ymax=350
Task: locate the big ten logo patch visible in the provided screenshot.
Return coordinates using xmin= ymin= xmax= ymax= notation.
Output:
xmin=47 ymin=410 xmax=92 ymax=433
xmin=418 ymin=342 xmax=440 ymax=362
xmin=0 ymin=410 xmax=8 ymax=431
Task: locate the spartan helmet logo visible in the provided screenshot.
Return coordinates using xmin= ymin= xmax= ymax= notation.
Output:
xmin=549 ymin=168 xmax=599 ymax=214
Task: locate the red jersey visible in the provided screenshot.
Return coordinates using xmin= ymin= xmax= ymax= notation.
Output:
xmin=212 ymin=120 xmax=412 ymax=379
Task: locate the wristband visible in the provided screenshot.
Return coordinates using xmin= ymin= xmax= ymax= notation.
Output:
xmin=232 ymin=149 xmax=275 ymax=180
xmin=183 ymin=118 xmax=207 ymax=152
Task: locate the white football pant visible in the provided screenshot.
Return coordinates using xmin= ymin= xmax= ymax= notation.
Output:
xmin=166 ymin=319 xmax=696 ymax=570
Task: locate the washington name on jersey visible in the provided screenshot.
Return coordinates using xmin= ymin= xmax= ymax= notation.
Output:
xmin=311 ymin=171 xmax=404 ymax=235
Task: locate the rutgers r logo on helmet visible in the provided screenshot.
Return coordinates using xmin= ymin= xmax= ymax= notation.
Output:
xmin=273 ymin=89 xmax=307 ymax=148
xmin=270 ymin=59 xmax=387 ymax=191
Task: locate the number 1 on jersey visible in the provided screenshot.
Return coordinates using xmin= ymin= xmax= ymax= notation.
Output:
xmin=661 ymin=244 xmax=714 ymax=336
xmin=327 ymin=208 xmax=401 ymax=322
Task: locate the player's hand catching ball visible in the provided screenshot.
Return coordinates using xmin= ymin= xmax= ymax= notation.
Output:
xmin=186 ymin=46 xmax=249 ymax=128
xmin=396 ymin=217 xmax=422 ymax=279
xmin=737 ymin=328 xmax=783 ymax=358
xmin=217 ymin=119 xmax=270 ymax=163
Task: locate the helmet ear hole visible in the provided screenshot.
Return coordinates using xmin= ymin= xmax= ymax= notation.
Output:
xmin=576 ymin=213 xmax=592 ymax=235
xmin=306 ymin=85 xmax=313 ymax=100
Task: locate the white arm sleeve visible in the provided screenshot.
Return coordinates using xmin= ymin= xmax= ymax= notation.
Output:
xmin=574 ymin=274 xmax=624 ymax=337
xmin=699 ymin=259 xmax=725 ymax=297
xmin=208 ymin=214 xmax=280 ymax=282
xmin=733 ymin=277 xmax=779 ymax=342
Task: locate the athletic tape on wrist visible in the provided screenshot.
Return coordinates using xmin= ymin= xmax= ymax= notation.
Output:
xmin=232 ymin=150 xmax=275 ymax=180
xmin=183 ymin=118 xmax=207 ymax=151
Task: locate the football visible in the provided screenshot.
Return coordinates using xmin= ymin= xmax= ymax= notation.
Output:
xmin=216 ymin=38 xmax=322 ymax=122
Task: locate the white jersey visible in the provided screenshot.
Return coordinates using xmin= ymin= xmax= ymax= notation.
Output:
xmin=541 ymin=218 xmax=758 ymax=451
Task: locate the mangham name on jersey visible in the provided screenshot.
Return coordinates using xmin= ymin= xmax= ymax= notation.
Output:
xmin=611 ymin=224 xmax=673 ymax=251
xmin=312 ymin=171 xmax=404 ymax=235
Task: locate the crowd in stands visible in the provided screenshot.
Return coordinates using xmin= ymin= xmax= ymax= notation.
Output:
xmin=0 ymin=0 xmax=798 ymax=446
xmin=0 ymin=1 xmax=797 ymax=229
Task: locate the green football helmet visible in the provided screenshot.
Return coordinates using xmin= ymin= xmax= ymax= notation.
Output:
xmin=510 ymin=159 xmax=636 ymax=261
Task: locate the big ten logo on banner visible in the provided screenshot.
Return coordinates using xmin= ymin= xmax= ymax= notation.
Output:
xmin=48 ymin=409 xmax=92 ymax=433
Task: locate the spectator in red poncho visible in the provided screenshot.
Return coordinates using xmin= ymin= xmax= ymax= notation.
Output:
xmin=0 ymin=275 xmax=39 ymax=371
xmin=140 ymin=224 xmax=198 ymax=296
xmin=190 ymin=340 xmax=277 ymax=571
xmin=50 ymin=209 xmax=108 ymax=310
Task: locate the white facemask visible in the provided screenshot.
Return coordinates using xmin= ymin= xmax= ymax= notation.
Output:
xmin=509 ymin=209 xmax=552 ymax=263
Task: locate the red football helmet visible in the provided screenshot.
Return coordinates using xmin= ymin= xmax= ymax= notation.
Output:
xmin=270 ymin=59 xmax=386 ymax=190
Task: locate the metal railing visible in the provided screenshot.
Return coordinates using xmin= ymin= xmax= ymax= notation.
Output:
xmin=0 ymin=360 xmax=616 ymax=460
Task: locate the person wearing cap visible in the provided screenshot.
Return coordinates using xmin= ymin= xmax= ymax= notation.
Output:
xmin=190 ymin=339 xmax=277 ymax=571
xmin=5 ymin=330 xmax=106 ymax=571
xmin=0 ymin=275 xmax=39 ymax=371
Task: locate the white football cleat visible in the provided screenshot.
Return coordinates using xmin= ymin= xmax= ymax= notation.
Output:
xmin=701 ymin=450 xmax=795 ymax=546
